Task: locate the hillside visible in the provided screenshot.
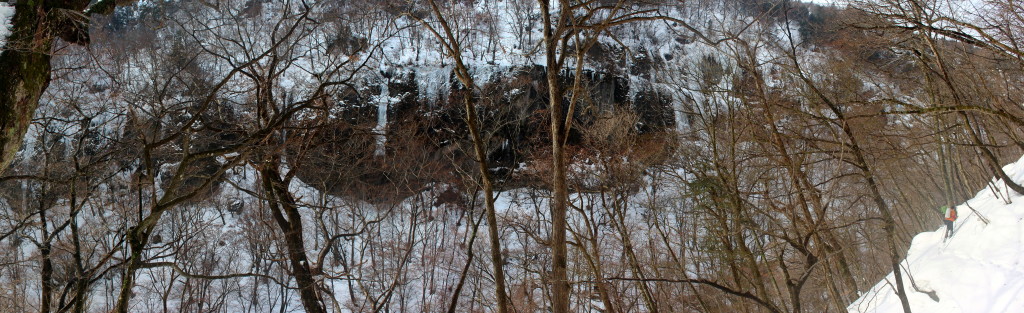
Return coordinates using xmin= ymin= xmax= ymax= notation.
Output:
xmin=2 ymin=0 xmax=1024 ymax=312
xmin=850 ymin=155 xmax=1024 ymax=312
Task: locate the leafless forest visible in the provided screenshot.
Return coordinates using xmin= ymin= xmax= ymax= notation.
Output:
xmin=1 ymin=0 xmax=1024 ymax=312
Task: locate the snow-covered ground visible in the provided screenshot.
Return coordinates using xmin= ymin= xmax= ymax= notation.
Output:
xmin=849 ymin=155 xmax=1024 ymax=312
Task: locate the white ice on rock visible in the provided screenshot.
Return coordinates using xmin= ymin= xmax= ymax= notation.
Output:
xmin=850 ymin=154 xmax=1024 ymax=313
xmin=0 ymin=3 xmax=14 ymax=49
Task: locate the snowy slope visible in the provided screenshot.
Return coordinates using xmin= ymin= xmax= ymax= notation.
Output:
xmin=849 ymin=155 xmax=1024 ymax=313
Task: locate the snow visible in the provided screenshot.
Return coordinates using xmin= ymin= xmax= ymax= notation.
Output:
xmin=0 ymin=3 xmax=13 ymax=50
xmin=803 ymin=0 xmax=845 ymax=6
xmin=849 ymin=154 xmax=1024 ymax=312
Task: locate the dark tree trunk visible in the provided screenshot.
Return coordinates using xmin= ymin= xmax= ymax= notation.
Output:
xmin=0 ymin=1 xmax=54 ymax=173
xmin=546 ymin=60 xmax=571 ymax=313
xmin=538 ymin=2 xmax=571 ymax=311
xmin=260 ymin=163 xmax=327 ymax=313
xmin=0 ymin=0 xmax=110 ymax=173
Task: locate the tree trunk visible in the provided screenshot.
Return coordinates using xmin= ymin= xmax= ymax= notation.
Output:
xmin=0 ymin=2 xmax=53 ymax=173
xmin=260 ymin=164 xmax=327 ymax=313
xmin=549 ymin=89 xmax=571 ymax=313
xmin=421 ymin=2 xmax=512 ymax=308
xmin=540 ymin=1 xmax=571 ymax=310
xmin=115 ymin=226 xmax=150 ymax=313
xmin=70 ymin=215 xmax=89 ymax=313
xmin=0 ymin=0 xmax=105 ymax=173
xmin=607 ymin=194 xmax=658 ymax=313
xmin=39 ymin=209 xmax=53 ymax=313
xmin=462 ymin=94 xmax=512 ymax=313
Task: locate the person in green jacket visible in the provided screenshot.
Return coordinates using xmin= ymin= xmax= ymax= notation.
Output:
xmin=941 ymin=205 xmax=958 ymax=238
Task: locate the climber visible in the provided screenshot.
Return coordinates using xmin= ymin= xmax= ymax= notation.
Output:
xmin=941 ymin=205 xmax=957 ymax=238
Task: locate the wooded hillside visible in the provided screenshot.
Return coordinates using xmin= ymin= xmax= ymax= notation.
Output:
xmin=0 ymin=1 xmax=1021 ymax=312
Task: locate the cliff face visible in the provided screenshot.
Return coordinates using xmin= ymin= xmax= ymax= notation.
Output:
xmin=291 ymin=64 xmax=676 ymax=203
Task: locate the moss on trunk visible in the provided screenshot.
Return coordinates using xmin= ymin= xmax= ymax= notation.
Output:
xmin=0 ymin=1 xmax=54 ymax=172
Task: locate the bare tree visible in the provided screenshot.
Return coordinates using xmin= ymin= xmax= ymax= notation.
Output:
xmin=412 ymin=2 xmax=515 ymax=312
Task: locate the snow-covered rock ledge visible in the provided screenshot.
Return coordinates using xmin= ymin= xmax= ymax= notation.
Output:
xmin=849 ymin=155 xmax=1024 ymax=312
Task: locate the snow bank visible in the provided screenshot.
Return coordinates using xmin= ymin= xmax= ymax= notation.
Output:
xmin=0 ymin=3 xmax=13 ymax=50
xmin=849 ymin=155 xmax=1024 ymax=312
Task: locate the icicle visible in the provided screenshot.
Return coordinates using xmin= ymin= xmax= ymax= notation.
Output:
xmin=374 ymin=81 xmax=389 ymax=156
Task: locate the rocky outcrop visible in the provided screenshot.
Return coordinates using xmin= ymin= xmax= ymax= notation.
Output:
xmin=291 ymin=65 xmax=677 ymax=203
